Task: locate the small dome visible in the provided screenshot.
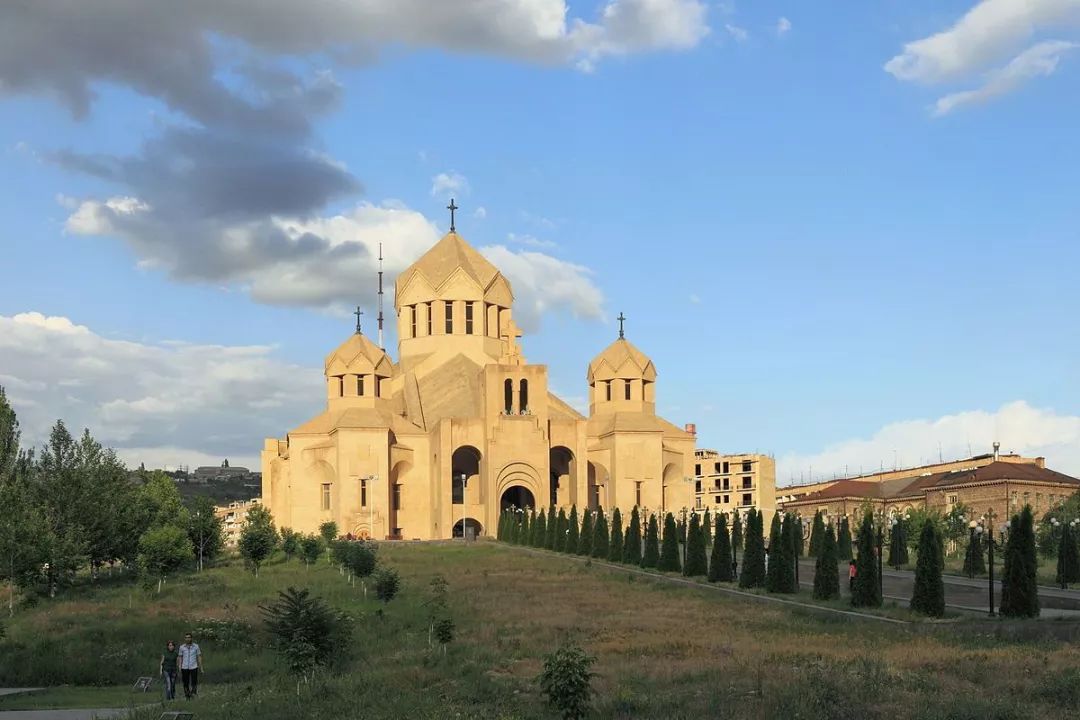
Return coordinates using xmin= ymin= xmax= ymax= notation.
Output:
xmin=325 ymin=332 xmax=393 ymax=376
xmin=587 ymin=338 xmax=656 ymax=383
xmin=395 ymin=231 xmax=503 ymax=294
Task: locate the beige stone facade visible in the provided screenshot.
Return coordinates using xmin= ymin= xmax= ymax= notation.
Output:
xmin=261 ymin=229 xmax=696 ymax=540
xmin=692 ymin=450 xmax=776 ymax=527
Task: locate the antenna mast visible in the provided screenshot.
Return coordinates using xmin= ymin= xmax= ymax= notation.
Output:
xmin=377 ymin=242 xmax=385 ymax=350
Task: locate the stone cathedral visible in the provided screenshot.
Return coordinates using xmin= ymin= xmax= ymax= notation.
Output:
xmin=261 ymin=221 xmax=696 ymax=540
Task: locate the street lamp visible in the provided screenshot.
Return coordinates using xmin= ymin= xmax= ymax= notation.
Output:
xmin=873 ymin=509 xmax=884 ymax=602
xmin=366 ymin=474 xmax=379 ymax=542
xmin=457 ymin=473 xmax=469 ymax=541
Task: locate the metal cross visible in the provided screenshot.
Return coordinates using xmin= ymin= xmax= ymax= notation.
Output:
xmin=617 ymin=311 xmax=626 ymax=339
xmin=354 ymin=306 xmax=364 ymax=334
xmin=447 ymin=198 xmax=459 ymax=232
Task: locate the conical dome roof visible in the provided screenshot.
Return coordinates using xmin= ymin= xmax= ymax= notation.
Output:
xmin=396 ymin=231 xmax=502 ymax=292
xmin=587 ymin=338 xmax=656 ymax=382
xmin=325 ymin=332 xmax=392 ymax=376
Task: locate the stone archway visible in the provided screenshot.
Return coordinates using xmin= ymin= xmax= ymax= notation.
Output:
xmin=452 ymin=445 xmax=482 ymax=505
xmin=453 ymin=518 xmax=483 ymax=539
xmin=500 ymin=486 xmax=536 ymax=511
xmin=550 ymin=446 xmax=574 ymax=507
xmin=587 ymin=461 xmax=609 ymax=511
xmin=662 ymin=462 xmax=681 ymax=518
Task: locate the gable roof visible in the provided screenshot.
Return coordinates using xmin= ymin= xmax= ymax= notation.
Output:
xmin=397 ymin=231 xmax=502 ymax=292
xmin=587 ymin=338 xmax=655 ymax=381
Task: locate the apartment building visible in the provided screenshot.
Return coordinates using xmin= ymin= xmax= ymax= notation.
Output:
xmin=692 ymin=450 xmax=776 ymax=527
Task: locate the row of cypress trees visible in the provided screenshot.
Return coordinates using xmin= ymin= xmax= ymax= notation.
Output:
xmin=808 ymin=511 xmax=853 ymax=560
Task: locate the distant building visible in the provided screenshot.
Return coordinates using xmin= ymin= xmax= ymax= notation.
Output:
xmin=193 ymin=461 xmax=252 ymax=484
xmin=692 ymin=450 xmax=777 ymax=527
xmin=215 ymin=498 xmax=262 ymax=548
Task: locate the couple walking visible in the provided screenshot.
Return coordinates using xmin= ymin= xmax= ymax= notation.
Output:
xmin=159 ymin=632 xmax=203 ymax=701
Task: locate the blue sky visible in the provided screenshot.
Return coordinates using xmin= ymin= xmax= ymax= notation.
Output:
xmin=1 ymin=1 xmax=1078 ymax=481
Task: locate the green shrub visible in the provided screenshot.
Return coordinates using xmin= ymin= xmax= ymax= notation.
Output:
xmin=374 ymin=567 xmax=401 ymax=604
xmin=538 ymin=640 xmax=595 ymax=720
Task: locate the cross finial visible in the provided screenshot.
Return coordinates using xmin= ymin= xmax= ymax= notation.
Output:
xmin=447 ymin=198 xmax=459 ymax=233
xmin=354 ymin=306 xmax=364 ymax=334
xmin=617 ymin=311 xmax=626 ymax=339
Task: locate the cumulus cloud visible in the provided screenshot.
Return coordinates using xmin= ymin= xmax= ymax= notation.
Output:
xmin=933 ymin=40 xmax=1077 ymax=115
xmin=0 ymin=312 xmax=323 ymax=470
xmin=776 ymin=17 xmax=792 ymax=37
xmin=724 ymin=24 xmax=749 ymax=43
xmin=430 ymin=172 xmax=470 ymax=197
xmin=508 ymin=232 xmax=558 ymax=250
xmin=884 ymin=0 xmax=1080 ymax=112
xmin=777 ymin=401 xmax=1080 ymax=486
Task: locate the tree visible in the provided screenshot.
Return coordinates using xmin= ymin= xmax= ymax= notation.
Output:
xmin=702 ymin=509 xmax=712 ymax=547
xmin=300 ymin=534 xmax=323 ymax=568
xmin=1038 ymin=491 xmax=1080 ymax=555
xmin=577 ymin=509 xmax=594 ymax=557
xmin=684 ymin=513 xmax=707 ymax=577
xmin=641 ymin=514 xmax=660 ymax=568
xmin=1056 ymin=522 xmax=1080 ymax=587
xmin=837 ymin=517 xmax=853 ymax=561
xmin=281 ymin=528 xmax=300 ymax=560
xmin=138 ymin=525 xmax=194 ymax=593
xmin=565 ymin=506 xmax=580 ymax=554
xmin=962 ymin=527 xmax=986 ymax=577
xmin=739 ymin=509 xmax=766 ymax=589
xmin=374 ymin=566 xmax=401 ymax=603
xmin=0 ymin=387 xmax=18 ymax=484
xmin=538 ymin=640 xmax=595 ymax=720
xmin=554 ymin=509 xmax=568 ymax=552
xmin=239 ymin=505 xmax=278 ymax=577
xmin=910 ymin=519 xmax=945 ymax=617
xmin=0 ymin=395 xmax=45 ymax=614
xmin=779 ymin=513 xmax=798 ymax=593
xmin=33 ymin=421 xmax=89 ymax=596
xmin=534 ymin=508 xmax=548 ymax=548
xmin=812 ymin=523 xmax=840 ymax=601
xmin=608 ymin=508 xmax=624 ymax=562
xmin=794 ymin=515 xmax=805 ymax=559
xmin=261 ymin=587 xmax=351 ymax=687
xmin=709 ymin=513 xmax=732 ymax=582
xmin=731 ymin=512 xmax=743 ymax=560
xmin=341 ymin=541 xmax=377 ymax=579
xmin=545 ymin=506 xmax=557 ymax=550
xmin=623 ymin=507 xmax=642 ymax=565
xmin=1000 ymin=506 xmax=1040 ymax=618
xmin=658 ymin=513 xmax=681 ymax=572
xmin=851 ymin=512 xmax=881 ymax=608
xmin=319 ymin=522 xmax=338 ymax=562
xmin=765 ymin=512 xmax=784 ymax=592
xmin=591 ymin=510 xmax=609 ymax=560
xmin=187 ymin=496 xmax=224 ymax=572
xmin=809 ymin=511 xmax=824 ymax=557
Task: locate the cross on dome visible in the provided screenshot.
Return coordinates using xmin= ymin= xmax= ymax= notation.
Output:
xmin=447 ymin=198 xmax=459 ymax=233
xmin=354 ymin=306 xmax=364 ymax=334
xmin=617 ymin=311 xmax=626 ymax=339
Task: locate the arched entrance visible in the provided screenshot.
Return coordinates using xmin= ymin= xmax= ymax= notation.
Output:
xmin=501 ymin=485 xmax=536 ymax=511
xmin=587 ymin=461 xmax=609 ymax=511
xmin=550 ymin=446 xmax=574 ymax=507
xmin=453 ymin=518 xmax=483 ymax=539
xmin=662 ymin=462 xmax=681 ymax=517
xmin=451 ymin=445 xmax=482 ymax=505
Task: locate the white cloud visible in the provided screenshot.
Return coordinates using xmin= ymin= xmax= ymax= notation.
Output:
xmin=0 ymin=311 xmax=323 ymax=470
xmin=574 ymin=0 xmax=710 ymax=67
xmin=473 ymin=206 xmax=487 ymax=220
xmin=776 ymin=17 xmax=792 ymax=37
xmin=724 ymin=23 xmax=749 ymax=43
xmin=430 ymin=171 xmax=469 ymax=197
xmin=933 ymin=40 xmax=1077 ymax=115
xmin=508 ymin=232 xmax=558 ymax=250
xmin=776 ymin=401 xmax=1080 ymax=486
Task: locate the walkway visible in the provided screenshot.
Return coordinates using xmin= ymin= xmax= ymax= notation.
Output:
xmin=0 ymin=710 xmax=127 ymax=720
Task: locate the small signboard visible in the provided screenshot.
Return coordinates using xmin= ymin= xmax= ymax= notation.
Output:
xmin=158 ymin=713 xmax=195 ymax=720
xmin=132 ymin=676 xmax=153 ymax=692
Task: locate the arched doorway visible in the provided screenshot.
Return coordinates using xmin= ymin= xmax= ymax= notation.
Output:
xmin=501 ymin=485 xmax=536 ymax=511
xmin=389 ymin=460 xmax=412 ymax=540
xmin=453 ymin=518 xmax=483 ymax=539
xmin=587 ymin=461 xmax=608 ymax=511
xmin=662 ymin=462 xmax=681 ymax=518
xmin=451 ymin=446 xmax=482 ymax=505
xmin=550 ymin=446 xmax=574 ymax=507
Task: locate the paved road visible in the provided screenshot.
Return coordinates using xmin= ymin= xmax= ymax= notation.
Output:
xmin=797 ymin=560 xmax=1080 ymax=615
xmin=0 ymin=711 xmax=127 ymax=719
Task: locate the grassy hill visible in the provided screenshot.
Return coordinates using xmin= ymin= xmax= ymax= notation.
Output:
xmin=1 ymin=542 xmax=1077 ymax=719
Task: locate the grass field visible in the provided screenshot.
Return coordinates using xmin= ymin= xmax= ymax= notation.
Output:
xmin=1 ymin=542 xmax=1079 ymax=719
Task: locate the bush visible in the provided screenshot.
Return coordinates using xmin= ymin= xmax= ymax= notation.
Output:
xmin=260 ymin=586 xmax=351 ymax=679
xmin=300 ymin=534 xmax=323 ymax=568
xmin=374 ymin=567 xmax=401 ymax=603
xmin=538 ymin=640 xmax=595 ymax=720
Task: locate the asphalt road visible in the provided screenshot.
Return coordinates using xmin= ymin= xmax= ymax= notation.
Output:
xmin=796 ymin=559 xmax=1080 ymax=615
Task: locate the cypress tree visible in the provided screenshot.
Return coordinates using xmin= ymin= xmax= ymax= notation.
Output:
xmin=709 ymin=513 xmax=733 ymax=582
xmin=533 ymin=508 xmax=547 ymax=548
xmin=837 ymin=517 xmax=853 ymax=561
xmin=554 ymin=509 xmax=568 ymax=552
xmin=497 ymin=510 xmax=506 ymax=541
xmin=545 ymin=506 xmax=557 ymax=550
xmin=703 ymin=509 xmax=713 ymax=547
xmin=677 ymin=515 xmax=688 ymax=545
xmin=1001 ymin=507 xmax=1040 ymax=617
xmin=732 ymin=512 xmax=744 ymax=557
xmin=684 ymin=513 xmax=708 ymax=577
xmin=962 ymin=529 xmax=986 ymax=577
xmin=642 ymin=514 xmax=660 ymax=568
xmin=565 ymin=506 xmax=579 ymax=554
xmin=508 ymin=512 xmax=519 ymax=544
xmin=624 ymin=507 xmax=643 ymax=565
xmin=608 ymin=508 xmax=624 ymax=562
xmin=592 ymin=510 xmax=609 ymax=559
xmin=851 ymin=512 xmax=881 ymax=608
xmin=911 ymin=519 xmax=945 ymax=617
xmin=809 ymin=511 xmax=824 ymax=557
xmin=897 ymin=520 xmax=910 ymax=566
xmin=887 ymin=520 xmax=903 ymax=568
xmin=520 ymin=511 xmax=531 ymax=545
xmin=1057 ymin=522 xmax=1080 ymax=587
xmin=578 ymin=509 xmax=594 ymax=557
xmin=780 ymin=513 xmax=798 ymax=593
xmin=794 ymin=515 xmax=805 ymax=558
xmin=659 ymin=513 xmax=681 ymax=572
xmin=739 ymin=509 xmax=766 ymax=589
xmin=765 ymin=512 xmax=784 ymax=592
xmin=812 ymin=523 xmax=840 ymax=600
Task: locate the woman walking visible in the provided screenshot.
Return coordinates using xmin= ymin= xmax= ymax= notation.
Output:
xmin=160 ymin=640 xmax=179 ymax=701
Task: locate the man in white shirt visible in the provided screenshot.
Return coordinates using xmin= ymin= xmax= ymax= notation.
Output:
xmin=178 ymin=632 xmax=202 ymax=699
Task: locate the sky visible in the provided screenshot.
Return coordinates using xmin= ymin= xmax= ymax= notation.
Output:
xmin=1 ymin=0 xmax=1078 ymax=484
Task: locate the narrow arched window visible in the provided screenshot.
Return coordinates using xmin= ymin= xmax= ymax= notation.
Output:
xmin=504 ymin=378 xmax=513 ymax=415
xmin=520 ymin=379 xmax=529 ymax=414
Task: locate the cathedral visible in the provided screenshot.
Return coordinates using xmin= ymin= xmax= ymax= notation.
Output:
xmin=261 ymin=216 xmax=697 ymax=540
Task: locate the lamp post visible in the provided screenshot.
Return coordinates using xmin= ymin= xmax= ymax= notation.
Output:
xmin=874 ymin=509 xmax=884 ymax=603
xmin=984 ymin=509 xmax=997 ymax=616
xmin=367 ymin=474 xmax=378 ymax=542
xmin=457 ymin=473 xmax=469 ymax=541
xmin=890 ymin=516 xmax=900 ymax=571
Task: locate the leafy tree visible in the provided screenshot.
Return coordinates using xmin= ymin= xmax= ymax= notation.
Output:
xmin=608 ymin=508 xmax=624 ymax=562
xmin=623 ymin=507 xmax=642 ymax=565
xmin=709 ymin=513 xmax=732 ymax=582
xmin=851 ymin=512 xmax=881 ymax=608
xmin=300 ymin=534 xmax=323 ymax=568
xmin=138 ymin=525 xmax=194 ymax=593
xmin=812 ymin=523 xmax=840 ymax=600
xmin=239 ymin=505 xmax=278 ymax=577
xmin=658 ymin=513 xmax=681 ymax=572
xmin=319 ymin=521 xmax=338 ymax=562
xmin=534 ymin=508 xmax=548 ymax=548
xmin=545 ymin=506 xmax=557 ymax=550
xmin=33 ymin=421 xmax=89 ymax=596
xmin=591 ymin=510 xmax=609 ymax=559
xmin=837 ymin=516 xmax=853 ymax=561
xmin=261 ymin=587 xmax=351 ymax=686
xmin=911 ymin=519 xmax=945 ymax=617
xmin=1056 ymin=521 xmax=1080 ymax=587
xmin=0 ymin=461 xmax=45 ymax=615
xmin=809 ymin=511 xmax=824 ymax=557
xmin=554 ymin=509 xmax=568 ymax=552
xmin=739 ymin=509 xmax=766 ymax=589
xmin=1000 ymin=506 xmax=1040 ymax=618
xmin=187 ymin=496 xmax=224 ymax=572
xmin=765 ymin=512 xmax=784 ymax=592
xmin=0 ymin=387 xmax=18 ymax=484
xmin=641 ymin=514 xmax=660 ymax=568
xmin=281 ymin=528 xmax=300 ymax=560
xmin=942 ymin=502 xmax=974 ymax=554
xmin=683 ymin=512 xmax=707 ymax=577
xmin=578 ymin=510 xmax=594 ymax=557
xmin=342 ymin=540 xmax=377 ymax=579
xmin=538 ymin=640 xmax=595 ymax=720
xmin=565 ymin=506 xmax=579 ymax=554
xmin=374 ymin=566 xmax=401 ymax=603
